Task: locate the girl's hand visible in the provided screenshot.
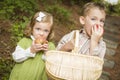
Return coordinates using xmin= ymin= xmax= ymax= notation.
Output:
xmin=30 ymin=41 xmax=48 ymax=53
xmin=91 ymin=24 xmax=104 ymax=42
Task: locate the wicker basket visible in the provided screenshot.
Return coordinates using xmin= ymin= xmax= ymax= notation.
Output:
xmin=45 ymin=30 xmax=104 ymax=80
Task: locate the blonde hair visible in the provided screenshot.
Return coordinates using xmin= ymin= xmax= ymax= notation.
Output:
xmin=24 ymin=11 xmax=54 ymax=41
xmin=80 ymin=2 xmax=106 ymax=16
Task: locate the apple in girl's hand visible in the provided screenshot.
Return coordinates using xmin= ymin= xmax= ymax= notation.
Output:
xmin=35 ymin=37 xmax=48 ymax=45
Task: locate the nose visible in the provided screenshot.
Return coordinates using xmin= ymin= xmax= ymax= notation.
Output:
xmin=96 ymin=21 xmax=101 ymax=25
xmin=39 ymin=31 xmax=44 ymax=35
xmin=96 ymin=21 xmax=103 ymax=27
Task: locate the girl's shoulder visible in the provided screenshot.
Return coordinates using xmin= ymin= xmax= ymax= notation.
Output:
xmin=48 ymin=41 xmax=55 ymax=50
xmin=20 ymin=37 xmax=31 ymax=41
xmin=17 ymin=37 xmax=32 ymax=49
xmin=18 ymin=37 xmax=31 ymax=44
xmin=48 ymin=41 xmax=55 ymax=46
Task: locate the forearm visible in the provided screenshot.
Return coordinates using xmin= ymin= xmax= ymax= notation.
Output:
xmin=12 ymin=46 xmax=35 ymax=62
xmin=58 ymin=44 xmax=72 ymax=52
xmin=90 ymin=39 xmax=106 ymax=59
xmin=90 ymin=39 xmax=99 ymax=55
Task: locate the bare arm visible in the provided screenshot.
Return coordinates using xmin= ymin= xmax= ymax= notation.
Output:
xmin=57 ymin=31 xmax=75 ymax=52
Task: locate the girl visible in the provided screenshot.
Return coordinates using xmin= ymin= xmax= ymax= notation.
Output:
xmin=9 ymin=11 xmax=55 ymax=80
xmin=57 ymin=2 xmax=106 ymax=59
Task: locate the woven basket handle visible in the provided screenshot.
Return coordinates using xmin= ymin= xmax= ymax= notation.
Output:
xmin=72 ymin=30 xmax=79 ymax=53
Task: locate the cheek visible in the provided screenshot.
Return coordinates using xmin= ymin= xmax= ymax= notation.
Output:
xmin=32 ymin=30 xmax=39 ymax=38
xmin=85 ymin=26 xmax=92 ymax=35
xmin=43 ymin=33 xmax=50 ymax=39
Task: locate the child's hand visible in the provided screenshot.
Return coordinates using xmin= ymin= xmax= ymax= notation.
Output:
xmin=30 ymin=41 xmax=48 ymax=53
xmin=60 ymin=40 xmax=74 ymax=52
xmin=91 ymin=24 xmax=104 ymax=42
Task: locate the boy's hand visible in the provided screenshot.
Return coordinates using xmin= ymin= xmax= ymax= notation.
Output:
xmin=60 ymin=40 xmax=74 ymax=52
xmin=91 ymin=24 xmax=104 ymax=42
xmin=90 ymin=24 xmax=104 ymax=55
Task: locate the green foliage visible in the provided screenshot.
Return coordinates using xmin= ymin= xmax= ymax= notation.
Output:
xmin=0 ymin=0 xmax=39 ymax=42
xmin=0 ymin=0 xmax=39 ymax=21
xmin=0 ymin=58 xmax=15 ymax=80
xmin=61 ymin=0 xmax=94 ymax=6
xmin=45 ymin=5 xmax=71 ymax=24
xmin=106 ymin=3 xmax=120 ymax=16
xmin=11 ymin=17 xmax=30 ymax=42
xmin=86 ymin=0 xmax=120 ymax=16
xmin=38 ymin=0 xmax=62 ymax=5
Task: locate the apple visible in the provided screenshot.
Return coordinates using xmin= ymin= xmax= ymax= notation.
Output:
xmin=35 ymin=37 xmax=48 ymax=44
xmin=96 ymin=24 xmax=98 ymax=29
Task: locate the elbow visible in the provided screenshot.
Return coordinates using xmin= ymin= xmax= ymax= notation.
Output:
xmin=12 ymin=55 xmax=23 ymax=63
xmin=12 ymin=53 xmax=25 ymax=63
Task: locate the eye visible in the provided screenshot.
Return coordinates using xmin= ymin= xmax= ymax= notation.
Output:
xmin=35 ymin=28 xmax=40 ymax=30
xmin=100 ymin=20 xmax=105 ymax=23
xmin=44 ymin=29 xmax=50 ymax=33
xmin=91 ymin=18 xmax=96 ymax=21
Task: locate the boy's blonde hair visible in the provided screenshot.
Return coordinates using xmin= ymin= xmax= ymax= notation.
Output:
xmin=24 ymin=11 xmax=54 ymax=41
xmin=80 ymin=2 xmax=106 ymax=16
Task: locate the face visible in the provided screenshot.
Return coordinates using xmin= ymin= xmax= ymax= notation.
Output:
xmin=80 ymin=8 xmax=106 ymax=36
xmin=32 ymin=22 xmax=52 ymax=40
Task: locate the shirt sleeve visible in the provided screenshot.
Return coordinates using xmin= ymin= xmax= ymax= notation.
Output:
xmin=56 ymin=31 xmax=75 ymax=50
xmin=92 ymin=40 xmax=106 ymax=59
xmin=12 ymin=45 xmax=36 ymax=62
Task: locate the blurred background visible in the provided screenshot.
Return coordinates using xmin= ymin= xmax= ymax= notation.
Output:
xmin=0 ymin=0 xmax=120 ymax=80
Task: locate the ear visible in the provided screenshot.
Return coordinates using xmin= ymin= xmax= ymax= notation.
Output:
xmin=79 ymin=16 xmax=85 ymax=25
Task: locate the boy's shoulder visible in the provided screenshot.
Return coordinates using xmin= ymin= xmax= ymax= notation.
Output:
xmin=66 ymin=30 xmax=78 ymax=35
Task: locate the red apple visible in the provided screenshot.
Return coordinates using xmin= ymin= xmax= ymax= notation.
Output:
xmin=96 ymin=24 xmax=99 ymax=29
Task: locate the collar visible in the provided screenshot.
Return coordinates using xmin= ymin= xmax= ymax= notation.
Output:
xmin=80 ymin=28 xmax=90 ymax=39
xmin=30 ymin=35 xmax=35 ymax=40
xmin=80 ymin=28 xmax=103 ymax=42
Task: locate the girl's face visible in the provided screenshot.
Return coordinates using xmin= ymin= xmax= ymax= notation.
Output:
xmin=32 ymin=22 xmax=52 ymax=40
xmin=80 ymin=8 xmax=106 ymax=36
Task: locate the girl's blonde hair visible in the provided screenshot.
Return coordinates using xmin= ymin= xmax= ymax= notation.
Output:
xmin=24 ymin=11 xmax=54 ymax=41
xmin=80 ymin=2 xmax=106 ymax=16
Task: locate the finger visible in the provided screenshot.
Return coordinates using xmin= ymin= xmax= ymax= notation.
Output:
xmin=92 ymin=25 xmax=96 ymax=34
xmin=36 ymin=48 xmax=43 ymax=52
xmin=99 ymin=27 xmax=104 ymax=35
xmin=37 ymin=47 xmax=48 ymax=51
xmin=32 ymin=40 xmax=36 ymax=45
xmin=43 ymin=44 xmax=48 ymax=46
xmin=42 ymin=45 xmax=48 ymax=50
xmin=95 ymin=24 xmax=98 ymax=31
xmin=92 ymin=25 xmax=94 ymax=34
xmin=43 ymin=48 xmax=48 ymax=51
xmin=42 ymin=44 xmax=48 ymax=47
xmin=35 ymin=45 xmax=43 ymax=50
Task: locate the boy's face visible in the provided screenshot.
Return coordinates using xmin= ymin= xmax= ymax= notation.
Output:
xmin=32 ymin=22 xmax=52 ymax=40
xmin=80 ymin=8 xmax=106 ymax=36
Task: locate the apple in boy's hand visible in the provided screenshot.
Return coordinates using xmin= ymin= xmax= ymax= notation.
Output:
xmin=95 ymin=24 xmax=104 ymax=34
xmin=35 ymin=37 xmax=48 ymax=45
xmin=96 ymin=24 xmax=98 ymax=29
